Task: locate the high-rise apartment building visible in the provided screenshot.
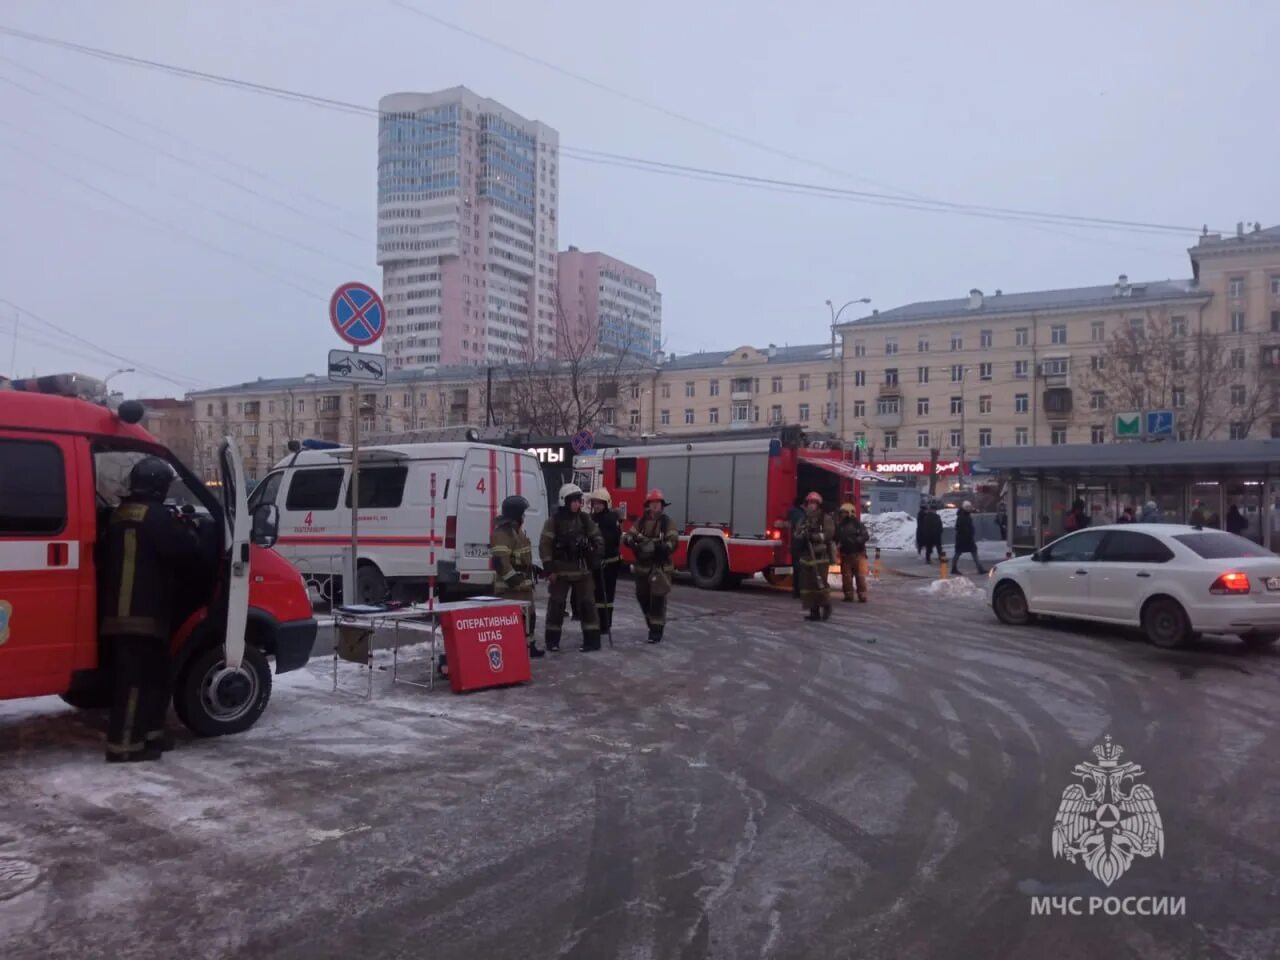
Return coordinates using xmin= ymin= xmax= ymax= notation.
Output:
xmin=377 ymin=87 xmax=560 ymax=370
xmin=556 ymin=247 xmax=662 ymax=358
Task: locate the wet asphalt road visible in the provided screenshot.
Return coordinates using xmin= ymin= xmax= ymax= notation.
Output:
xmin=1 ymin=572 xmax=1277 ymax=959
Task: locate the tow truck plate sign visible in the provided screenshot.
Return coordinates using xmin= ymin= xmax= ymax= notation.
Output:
xmin=328 ymin=349 xmax=387 ymax=384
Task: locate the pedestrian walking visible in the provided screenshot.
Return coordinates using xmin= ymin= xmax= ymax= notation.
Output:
xmin=1140 ymin=500 xmax=1161 ymax=523
xmin=491 ymin=494 xmax=543 ymax=659
xmin=787 ymin=498 xmax=805 ymax=598
xmin=99 ymin=457 xmax=202 ymax=763
xmin=1117 ymin=506 xmax=1135 ymax=523
xmin=622 ymin=490 xmax=678 ymax=643
xmin=920 ymin=502 xmax=944 ymax=563
xmin=915 ymin=504 xmax=926 ymax=557
xmin=539 ymin=483 xmax=604 ymax=653
xmin=1063 ymin=498 xmax=1090 ymax=532
xmin=835 ymin=502 xmax=869 ymax=602
xmin=952 ymin=500 xmax=985 ymax=575
xmin=795 ymin=491 xmax=834 ymax=621
xmin=589 ymin=488 xmax=621 ymax=639
xmin=1226 ymin=503 xmax=1248 ymax=537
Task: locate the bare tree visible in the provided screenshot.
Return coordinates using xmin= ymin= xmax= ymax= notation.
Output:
xmin=1082 ymin=313 xmax=1274 ymax=440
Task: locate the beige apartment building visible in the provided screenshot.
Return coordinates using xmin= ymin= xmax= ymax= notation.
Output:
xmin=837 ymin=224 xmax=1280 ymax=461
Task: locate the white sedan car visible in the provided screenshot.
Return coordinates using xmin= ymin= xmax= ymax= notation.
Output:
xmin=987 ymin=523 xmax=1280 ymax=649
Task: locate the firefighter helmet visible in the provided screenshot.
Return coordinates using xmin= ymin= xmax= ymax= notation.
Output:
xmin=804 ymin=491 xmax=823 ymax=505
xmin=645 ymin=488 xmax=670 ymax=506
xmin=128 ymin=456 xmax=175 ymax=502
xmin=558 ymin=482 xmax=584 ymax=505
xmin=840 ymin=501 xmax=857 ymax=515
xmin=588 ymin=487 xmax=612 ymax=506
xmin=500 ymin=495 xmax=529 ymax=522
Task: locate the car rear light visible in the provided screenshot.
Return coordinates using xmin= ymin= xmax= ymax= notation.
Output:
xmin=445 ymin=515 xmax=457 ymax=549
xmin=1210 ymin=571 xmax=1251 ymax=595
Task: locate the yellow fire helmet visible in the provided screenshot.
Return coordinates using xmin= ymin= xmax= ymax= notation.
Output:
xmin=588 ymin=487 xmax=612 ymax=506
xmin=840 ymin=502 xmax=857 ymax=514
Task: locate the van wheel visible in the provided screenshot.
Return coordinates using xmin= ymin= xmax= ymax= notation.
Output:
xmin=1142 ymin=597 xmax=1191 ymax=649
xmin=355 ymin=564 xmax=388 ymax=605
xmin=688 ymin=539 xmax=728 ymax=590
xmin=174 ymin=643 xmax=272 ymax=737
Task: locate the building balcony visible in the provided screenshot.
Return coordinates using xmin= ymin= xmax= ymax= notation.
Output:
xmin=731 ymin=390 xmax=753 ymax=401
xmin=878 ymin=383 xmax=902 ymax=397
xmin=318 ymin=406 xmax=343 ymax=420
xmin=1043 ymin=388 xmax=1074 ymax=421
xmin=870 ymin=410 xmax=903 ymax=429
xmin=243 ymin=405 xmax=261 ymax=419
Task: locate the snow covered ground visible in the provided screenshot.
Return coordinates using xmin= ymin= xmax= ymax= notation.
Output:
xmin=863 ymin=509 xmax=957 ymax=549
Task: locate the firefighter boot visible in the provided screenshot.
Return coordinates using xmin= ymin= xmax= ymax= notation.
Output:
xmin=580 ymin=630 xmax=602 ymax=653
xmin=647 ymin=625 xmax=663 ymax=644
xmin=821 ymin=604 xmax=833 ymax=621
xmin=805 ymin=609 xmax=821 ymax=622
xmin=145 ymin=732 xmax=176 ymax=753
xmin=528 ymin=642 xmax=545 ymax=659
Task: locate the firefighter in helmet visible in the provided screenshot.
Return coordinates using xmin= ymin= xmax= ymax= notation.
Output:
xmin=100 ymin=456 xmax=202 ymax=762
xmin=539 ymin=483 xmax=605 ymax=652
xmin=795 ymin=491 xmax=834 ymax=621
xmin=589 ymin=488 xmax=621 ymax=635
xmin=622 ymin=489 xmax=678 ymax=643
xmin=491 ymin=494 xmax=543 ymax=659
xmin=835 ymin=502 xmax=870 ymax=603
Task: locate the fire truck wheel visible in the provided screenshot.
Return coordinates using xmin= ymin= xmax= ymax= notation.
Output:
xmin=174 ymin=643 xmax=273 ymax=737
xmin=688 ymin=538 xmax=729 ymax=590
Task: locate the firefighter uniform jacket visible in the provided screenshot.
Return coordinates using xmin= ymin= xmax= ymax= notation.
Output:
xmin=794 ymin=512 xmax=835 ymax=566
xmin=624 ymin=513 xmax=678 ymax=574
xmin=835 ymin=516 xmax=870 ymax=557
xmin=100 ymin=498 xmax=201 ymax=639
xmin=539 ymin=509 xmax=604 ymax=580
xmin=491 ymin=518 xmax=534 ymax=595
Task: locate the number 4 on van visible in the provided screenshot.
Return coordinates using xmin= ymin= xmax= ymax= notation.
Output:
xmin=476 ymin=478 xmax=486 ymax=493
xmin=304 ymin=512 xmax=313 ymax=527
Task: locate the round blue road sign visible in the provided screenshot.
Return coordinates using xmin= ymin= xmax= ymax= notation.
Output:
xmin=571 ymin=429 xmax=594 ymax=454
xmin=330 ymin=281 xmax=385 ymax=347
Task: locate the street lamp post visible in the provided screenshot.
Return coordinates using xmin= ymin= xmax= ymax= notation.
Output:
xmin=104 ymin=366 xmax=135 ymax=389
xmin=825 ymin=297 xmax=871 ymax=439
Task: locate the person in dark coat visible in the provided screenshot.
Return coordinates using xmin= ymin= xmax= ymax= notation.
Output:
xmin=952 ymin=500 xmax=984 ymax=575
xmin=1063 ymin=498 xmax=1090 ymax=532
xmin=920 ymin=503 xmax=944 ymax=563
xmin=915 ymin=505 xmax=926 ymax=556
xmin=1226 ymin=503 xmax=1248 ymax=537
xmin=1117 ymin=506 xmax=1135 ymax=523
xmin=787 ymin=498 xmax=806 ymax=598
xmin=588 ymin=488 xmax=621 ymax=634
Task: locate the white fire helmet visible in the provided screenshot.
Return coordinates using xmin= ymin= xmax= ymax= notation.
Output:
xmin=558 ymin=482 xmax=585 ymax=505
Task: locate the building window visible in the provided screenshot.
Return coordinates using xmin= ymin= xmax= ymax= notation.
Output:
xmin=629 ymin=409 xmax=641 ymax=427
xmin=1015 ymin=327 xmax=1029 ymax=347
xmin=1015 ymin=360 xmax=1030 ymax=379
xmin=949 ymin=429 xmax=962 ymax=448
xmin=1172 ymin=350 xmax=1186 ymax=372
xmin=660 ymin=409 xmax=670 ymax=425
xmin=883 ymin=431 xmax=898 ymax=449
xmin=980 ymin=329 xmax=992 ymax=349
xmin=916 ymin=430 xmax=930 ymax=448
xmin=630 ymin=384 xmax=641 ymax=400
xmin=853 ymin=340 xmax=866 ymax=358
xmin=1128 ymin=317 xmax=1144 ymax=336
xmin=1231 ymin=311 xmax=1247 ymax=332
xmin=917 ymin=366 xmax=929 ymax=384
xmin=1041 ymin=357 xmax=1069 ymax=377
xmin=1231 ymin=384 xmax=1246 ymax=406
xmin=661 ymin=383 xmax=671 ymax=399
xmin=950 ymin=364 xmax=964 ymax=382
xmin=769 ymin=405 xmax=783 ymax=424
xmin=885 ymin=337 xmax=898 ymax=356
xmin=1230 ymin=422 xmax=1248 ymax=440
xmin=978 ymin=362 xmax=992 ymax=381
xmin=709 ymin=407 xmax=720 ymax=424
xmin=950 ymin=333 xmax=963 ymax=351
xmin=1271 ymin=276 xmax=1280 ymax=296
xmin=1272 ymin=311 xmax=1280 ymax=332
xmin=826 ymin=372 xmax=838 ymax=390
xmin=771 ymin=376 xmax=783 ymax=392
xmin=709 ymin=379 xmax=720 ymax=397
xmin=1091 ymin=320 xmax=1105 ymax=342
xmin=884 ymin=368 xmax=899 ymax=387
xmin=1090 ymin=355 xmax=1106 ymax=373
xmin=1231 ymin=348 xmax=1245 ymax=370
xmin=978 ymin=428 xmax=992 ymax=448
xmin=853 ymin=400 xmax=866 ymax=417
xmin=917 ymin=397 xmax=929 ymax=416
xmin=799 ymin=375 xmax=810 ymax=391
xmin=799 ymin=403 xmax=810 ymax=422
xmin=1090 ymin=424 xmax=1105 ymax=444
xmin=1084 ymin=391 xmax=1104 ymax=411
xmin=950 ymin=396 xmax=964 ymax=415
xmin=979 ymin=395 xmax=992 ymax=414
xmin=684 ymin=408 xmax=695 ymax=424
xmin=1050 ymin=324 xmax=1067 ymax=345
xmin=917 ymin=336 xmax=929 ymax=353
xmin=1015 ymin=393 xmax=1029 ymax=413
xmin=1015 ymin=427 xmax=1029 ymax=446
xmin=876 ymin=397 xmax=900 ymax=415
xmin=1051 ymin=428 xmax=1067 ymax=445
xmin=1172 ymin=387 xmax=1185 ymax=409
xmin=854 ymin=370 xmax=866 ymax=387
xmin=684 ymin=381 xmax=695 ymax=398
xmin=600 ymin=408 xmax=615 ymax=425
xmin=1167 ymin=315 xmax=1187 ymax=337
xmin=1229 ymin=277 xmax=1245 ymax=298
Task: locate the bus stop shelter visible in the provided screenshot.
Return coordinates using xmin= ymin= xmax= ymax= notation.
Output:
xmin=981 ymin=440 xmax=1280 ymax=554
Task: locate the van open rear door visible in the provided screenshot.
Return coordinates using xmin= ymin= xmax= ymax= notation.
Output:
xmin=217 ymin=439 xmax=251 ymax=669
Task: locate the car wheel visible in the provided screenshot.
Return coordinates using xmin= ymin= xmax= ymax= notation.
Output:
xmin=688 ymin=538 xmax=728 ymax=590
xmin=992 ymin=581 xmax=1031 ymax=625
xmin=1142 ymin=597 xmax=1191 ymax=649
xmin=174 ymin=643 xmax=273 ymax=737
xmin=355 ymin=564 xmax=389 ymax=605
xmin=1240 ymin=629 xmax=1280 ymax=649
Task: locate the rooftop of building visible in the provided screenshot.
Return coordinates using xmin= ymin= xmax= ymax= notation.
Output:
xmin=1191 ymin=223 xmax=1280 ymax=252
xmin=844 ymin=277 xmax=1205 ymax=328
xmin=661 ymin=342 xmax=835 ymax=371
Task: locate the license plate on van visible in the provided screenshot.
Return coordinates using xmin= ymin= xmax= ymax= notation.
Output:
xmin=1266 ymin=577 xmax=1280 ymax=591
xmin=464 ymin=543 xmax=491 ymax=559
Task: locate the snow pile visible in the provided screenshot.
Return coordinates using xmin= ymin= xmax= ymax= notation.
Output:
xmin=923 ymin=576 xmax=984 ymax=600
xmin=864 ymin=508 xmax=958 ymax=549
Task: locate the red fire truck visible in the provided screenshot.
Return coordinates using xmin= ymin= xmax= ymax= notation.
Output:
xmin=0 ymin=374 xmax=316 ymax=736
xmin=573 ymin=427 xmax=882 ymax=589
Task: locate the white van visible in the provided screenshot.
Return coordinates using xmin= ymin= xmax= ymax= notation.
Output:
xmin=248 ymin=442 xmax=548 ymax=604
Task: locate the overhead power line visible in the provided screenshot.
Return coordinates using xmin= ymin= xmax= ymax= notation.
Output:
xmin=0 ymin=23 xmax=1221 ymax=238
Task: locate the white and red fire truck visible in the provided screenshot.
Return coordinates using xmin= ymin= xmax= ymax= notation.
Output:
xmin=573 ymin=427 xmax=884 ymax=589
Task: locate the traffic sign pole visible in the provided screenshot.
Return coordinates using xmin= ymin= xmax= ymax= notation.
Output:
xmin=350 ymin=345 xmax=360 ymax=602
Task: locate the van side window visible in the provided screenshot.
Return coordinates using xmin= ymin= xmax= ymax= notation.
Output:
xmin=615 ymin=458 xmax=638 ymax=489
xmin=285 ymin=468 xmax=344 ymax=511
xmin=249 ymin=472 xmax=284 ymax=511
xmin=0 ymin=439 xmax=66 ymax=535
xmin=345 ymin=467 xmax=408 ymax=509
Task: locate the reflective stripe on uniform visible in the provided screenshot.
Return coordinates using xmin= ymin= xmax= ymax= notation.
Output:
xmin=118 ymin=528 xmax=137 ymax=618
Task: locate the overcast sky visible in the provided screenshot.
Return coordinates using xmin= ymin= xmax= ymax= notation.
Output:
xmin=1 ymin=0 xmax=1276 ymax=398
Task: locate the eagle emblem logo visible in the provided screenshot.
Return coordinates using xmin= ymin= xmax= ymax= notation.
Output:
xmin=1052 ymin=735 xmax=1164 ymax=886
xmin=486 ymin=644 xmax=504 ymax=672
